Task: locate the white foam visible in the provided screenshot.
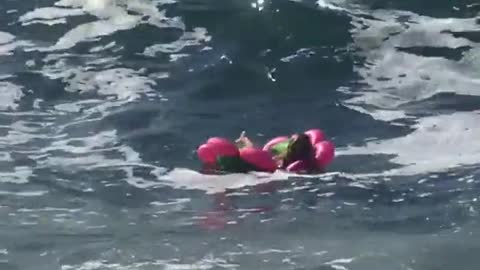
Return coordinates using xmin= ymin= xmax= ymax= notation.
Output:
xmin=0 ymin=190 xmax=47 ymax=196
xmin=151 ymin=0 xmax=177 ymax=4
xmin=39 ymin=54 xmax=157 ymax=103
xmin=49 ymin=15 xmax=140 ymax=51
xmin=339 ymin=112 xmax=480 ymax=176
xmin=156 ymin=168 xmax=276 ymax=194
xmin=344 ymin=10 xmax=480 ymax=122
xmin=89 ymin=41 xmax=116 ymax=52
xmin=0 ymin=32 xmax=15 ymax=45
xmin=64 ymin=68 xmax=156 ymax=101
xmin=0 ymin=120 xmax=62 ymax=145
xmin=462 ymin=47 xmax=480 ymax=71
xmin=55 ymin=0 xmax=114 ymax=10
xmin=43 ymin=130 xmax=118 ymax=154
xmin=0 ymin=1 xmax=182 ymax=196
xmin=126 ymin=0 xmax=184 ymax=29
xmin=353 ymin=11 xmax=476 ymax=51
xmin=0 ymin=82 xmax=24 ymax=111
xmin=61 ymin=257 xmax=239 ymax=270
xmin=54 ymin=99 xmax=103 ymax=113
xmin=324 ymin=256 xmax=356 ymax=270
xmin=30 ymin=0 xmax=184 ymax=52
xmin=23 ymin=18 xmax=68 ymax=26
xmin=326 ymin=257 xmax=356 ymax=265
xmin=19 ymin=7 xmax=85 ymax=25
xmin=0 ymin=167 xmax=32 ymax=184
xmin=17 ymin=207 xmax=82 ymax=213
xmin=32 ymin=129 xmax=165 ymax=191
xmin=29 ymin=56 xmax=164 ymax=191
xmin=0 ymin=40 xmax=34 ymax=56
xmin=317 ymin=0 xmax=346 ymax=11
xmin=150 ymin=198 xmax=190 ymax=206
xmin=0 ymin=152 xmax=12 ymax=161
xmin=351 ymin=51 xmax=480 ymax=106
xmin=143 ymin=27 xmax=211 ymax=56
xmin=334 ymin=9 xmax=480 ymax=177
xmin=343 ymin=103 xmax=410 ymax=123
xmin=82 ymin=0 xmax=115 ymax=11
xmin=0 ymin=32 xmax=34 ymax=55
xmin=155 ymin=167 xmax=341 ymax=194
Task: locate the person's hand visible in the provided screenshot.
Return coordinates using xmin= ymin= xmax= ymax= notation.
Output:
xmin=235 ymin=131 xmax=246 ymax=143
xmin=235 ymin=131 xmax=253 ymax=148
xmin=273 ymin=155 xmax=283 ymax=166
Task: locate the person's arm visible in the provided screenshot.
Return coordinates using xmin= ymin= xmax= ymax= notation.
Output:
xmin=235 ymin=131 xmax=254 ymax=148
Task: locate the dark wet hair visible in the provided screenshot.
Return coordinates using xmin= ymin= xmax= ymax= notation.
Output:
xmin=282 ymin=134 xmax=314 ymax=168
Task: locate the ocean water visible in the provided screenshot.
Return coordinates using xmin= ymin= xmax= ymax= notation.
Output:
xmin=0 ymin=0 xmax=480 ymax=269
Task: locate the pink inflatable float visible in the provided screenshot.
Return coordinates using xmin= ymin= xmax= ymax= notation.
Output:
xmin=239 ymin=147 xmax=277 ymax=172
xmin=197 ymin=137 xmax=239 ymax=165
xmin=314 ymin=140 xmax=335 ymax=167
xmin=304 ymin=128 xmax=326 ymax=145
xmin=197 ymin=129 xmax=335 ymax=174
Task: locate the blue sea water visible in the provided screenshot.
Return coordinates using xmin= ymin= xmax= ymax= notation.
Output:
xmin=0 ymin=0 xmax=480 ymax=269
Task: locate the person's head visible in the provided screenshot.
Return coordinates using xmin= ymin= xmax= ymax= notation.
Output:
xmin=283 ymin=133 xmax=314 ymax=167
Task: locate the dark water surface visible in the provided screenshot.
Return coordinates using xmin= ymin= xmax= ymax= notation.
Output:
xmin=0 ymin=0 xmax=480 ymax=269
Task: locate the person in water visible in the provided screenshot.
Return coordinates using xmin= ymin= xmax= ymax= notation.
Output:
xmin=236 ymin=132 xmax=318 ymax=172
xmin=202 ymin=132 xmax=323 ymax=173
xmin=201 ymin=132 xmax=268 ymax=174
xmin=197 ymin=129 xmax=335 ymax=174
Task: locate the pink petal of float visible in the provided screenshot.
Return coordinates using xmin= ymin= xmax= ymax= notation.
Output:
xmin=239 ymin=147 xmax=277 ymax=172
xmin=197 ymin=143 xmax=217 ymax=165
xmin=207 ymin=137 xmax=233 ymax=145
xmin=314 ymin=140 xmax=335 ymax=167
xmin=262 ymin=136 xmax=289 ymax=151
xmin=304 ymin=129 xmax=326 ymax=145
xmin=286 ymin=160 xmax=309 ymax=173
xmin=206 ymin=137 xmax=239 ymax=157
